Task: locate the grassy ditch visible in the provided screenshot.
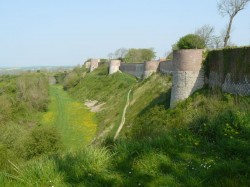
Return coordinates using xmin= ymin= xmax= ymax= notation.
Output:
xmin=42 ymin=85 xmax=97 ymax=149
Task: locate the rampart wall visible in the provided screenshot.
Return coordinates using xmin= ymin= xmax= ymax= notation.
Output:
xmin=205 ymin=47 xmax=250 ymax=96
xmin=144 ymin=60 xmax=160 ymax=79
xmin=88 ymin=47 xmax=249 ymax=108
xmin=119 ymin=63 xmax=144 ymax=78
xmin=159 ymin=60 xmax=173 ymax=74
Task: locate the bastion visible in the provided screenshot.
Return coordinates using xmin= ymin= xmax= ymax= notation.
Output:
xmin=85 ymin=61 xmax=91 ymax=69
xmin=109 ymin=60 xmax=121 ymax=74
xmin=170 ymin=49 xmax=204 ymax=107
xmin=90 ymin=59 xmax=100 ymax=72
xmin=143 ymin=60 xmax=160 ymax=79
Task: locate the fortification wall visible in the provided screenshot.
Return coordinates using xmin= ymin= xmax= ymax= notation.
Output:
xmin=90 ymin=59 xmax=100 ymax=72
xmin=109 ymin=60 xmax=121 ymax=74
xmin=85 ymin=61 xmax=91 ymax=69
xmin=119 ymin=63 xmax=144 ymax=78
xmin=205 ymin=47 xmax=250 ymax=96
xmin=110 ymin=60 xmax=173 ymax=78
xmin=159 ymin=60 xmax=173 ymax=74
xmin=170 ymin=49 xmax=204 ymax=108
xmin=143 ymin=60 xmax=160 ymax=79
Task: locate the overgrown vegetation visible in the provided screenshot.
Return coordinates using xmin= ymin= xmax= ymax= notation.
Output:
xmin=0 ymin=73 xmax=62 ymax=171
xmin=66 ymin=64 xmax=137 ymax=138
xmin=176 ymin=34 xmax=206 ymax=49
xmin=204 ymin=46 xmax=250 ymax=81
xmin=1 ymin=67 xmax=249 ymax=186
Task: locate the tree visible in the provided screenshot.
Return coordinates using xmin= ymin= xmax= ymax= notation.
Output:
xmin=114 ymin=48 xmax=128 ymax=60
xmin=124 ymin=48 xmax=156 ymax=63
xmin=218 ymin=0 xmax=250 ymax=47
xmin=176 ymin=34 xmax=206 ymax=49
xmin=107 ymin=53 xmax=113 ymax=60
xmin=195 ymin=25 xmax=215 ymax=48
xmin=212 ymin=36 xmax=224 ymax=49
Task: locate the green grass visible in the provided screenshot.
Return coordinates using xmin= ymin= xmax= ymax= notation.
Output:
xmin=67 ymin=64 xmax=137 ymax=141
xmin=42 ymin=85 xmax=97 ymax=150
xmin=1 ymin=70 xmax=250 ymax=186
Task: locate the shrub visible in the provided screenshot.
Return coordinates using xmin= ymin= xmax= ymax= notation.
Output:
xmin=16 ymin=74 xmax=49 ymax=111
xmin=0 ymin=95 xmax=13 ymax=124
xmin=63 ymin=71 xmax=79 ymax=90
xmin=177 ymin=34 xmax=205 ymax=49
xmin=22 ymin=126 xmax=62 ymax=159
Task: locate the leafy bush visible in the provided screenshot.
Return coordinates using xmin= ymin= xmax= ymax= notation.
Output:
xmin=63 ymin=71 xmax=79 ymax=90
xmin=177 ymin=34 xmax=205 ymax=49
xmin=124 ymin=48 xmax=156 ymax=62
xmin=22 ymin=126 xmax=62 ymax=159
xmin=54 ymin=72 xmax=67 ymax=84
xmin=17 ymin=74 xmax=49 ymax=111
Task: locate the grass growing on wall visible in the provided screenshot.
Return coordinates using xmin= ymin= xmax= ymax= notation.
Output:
xmin=204 ymin=46 xmax=250 ymax=82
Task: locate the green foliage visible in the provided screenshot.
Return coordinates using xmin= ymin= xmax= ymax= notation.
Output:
xmin=22 ymin=126 xmax=62 ymax=159
xmin=63 ymin=71 xmax=80 ymax=90
xmin=16 ymin=73 xmax=49 ymax=111
xmin=124 ymin=48 xmax=156 ymax=63
xmin=67 ymin=64 xmax=137 ymax=138
xmin=0 ymin=143 xmax=8 ymax=171
xmin=55 ymin=147 xmax=114 ymax=186
xmin=0 ymin=147 xmax=115 ymax=187
xmin=54 ymin=72 xmax=67 ymax=84
xmin=177 ymin=34 xmax=206 ymax=49
xmin=1 ymin=69 xmax=250 ymax=186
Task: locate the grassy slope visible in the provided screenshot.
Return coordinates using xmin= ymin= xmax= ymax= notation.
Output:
xmin=122 ymin=73 xmax=172 ymax=137
xmin=110 ymin=89 xmax=250 ymax=186
xmin=68 ymin=65 xmax=137 ymax=139
xmin=1 ymin=70 xmax=250 ymax=186
xmin=42 ymin=85 xmax=97 ymax=149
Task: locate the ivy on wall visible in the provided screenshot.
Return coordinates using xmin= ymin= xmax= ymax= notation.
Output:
xmin=204 ymin=46 xmax=250 ymax=83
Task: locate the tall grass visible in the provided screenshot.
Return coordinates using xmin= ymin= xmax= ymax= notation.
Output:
xmin=1 ymin=71 xmax=250 ymax=186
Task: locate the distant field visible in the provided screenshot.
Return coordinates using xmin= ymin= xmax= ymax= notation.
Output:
xmin=0 ymin=66 xmax=74 ymax=75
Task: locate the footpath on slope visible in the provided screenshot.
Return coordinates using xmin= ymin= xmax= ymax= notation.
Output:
xmin=42 ymin=85 xmax=97 ymax=150
xmin=114 ymin=88 xmax=132 ymax=140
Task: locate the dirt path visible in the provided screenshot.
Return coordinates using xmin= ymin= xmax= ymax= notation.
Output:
xmin=42 ymin=85 xmax=97 ymax=150
xmin=114 ymin=88 xmax=132 ymax=140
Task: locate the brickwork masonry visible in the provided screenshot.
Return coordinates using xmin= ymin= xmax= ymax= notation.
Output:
xmin=170 ymin=49 xmax=204 ymax=108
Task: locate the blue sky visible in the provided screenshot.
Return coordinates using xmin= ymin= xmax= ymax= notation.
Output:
xmin=0 ymin=0 xmax=250 ymax=67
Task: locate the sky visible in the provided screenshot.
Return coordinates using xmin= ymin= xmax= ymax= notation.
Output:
xmin=0 ymin=0 xmax=250 ymax=67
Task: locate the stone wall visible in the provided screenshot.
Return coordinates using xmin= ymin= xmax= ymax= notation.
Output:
xmin=170 ymin=49 xmax=204 ymax=108
xmin=206 ymin=47 xmax=250 ymax=96
xmin=143 ymin=60 xmax=160 ymax=79
xmin=90 ymin=59 xmax=100 ymax=72
xmin=109 ymin=60 xmax=121 ymax=74
xmin=85 ymin=61 xmax=91 ymax=69
xmin=119 ymin=63 xmax=144 ymax=78
xmin=159 ymin=60 xmax=173 ymax=74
